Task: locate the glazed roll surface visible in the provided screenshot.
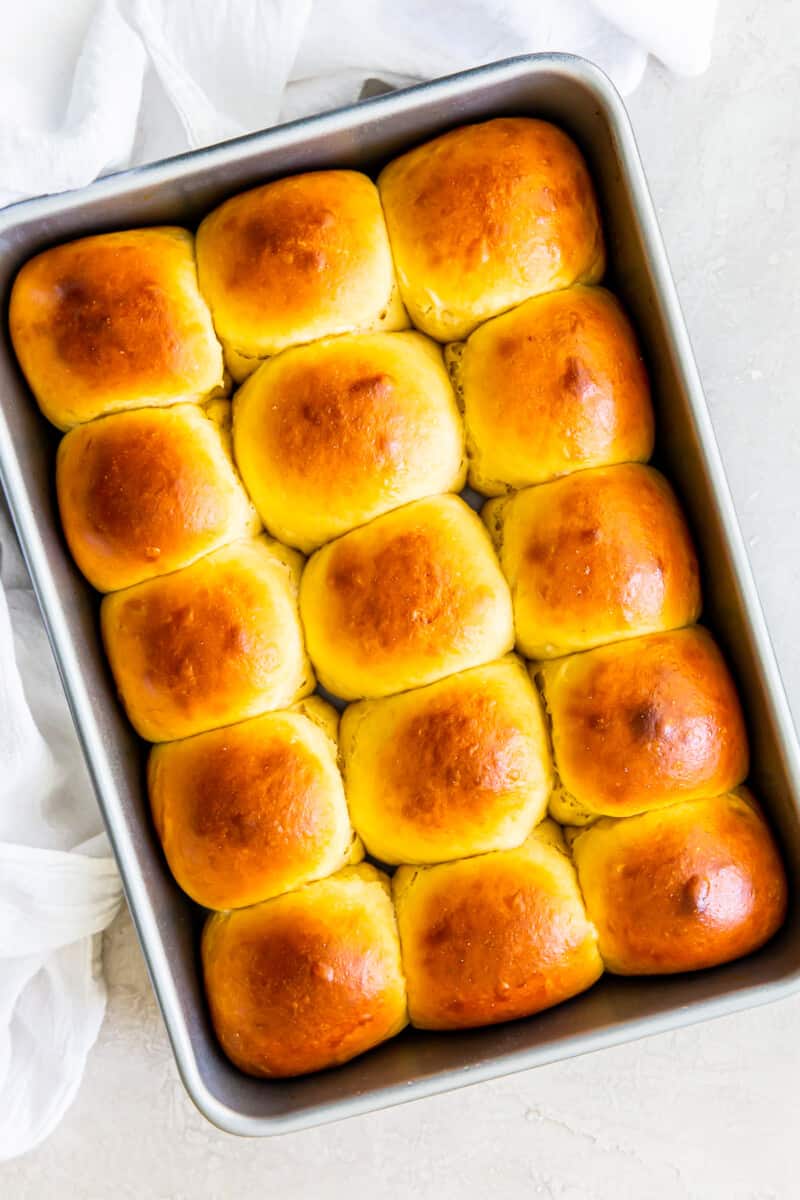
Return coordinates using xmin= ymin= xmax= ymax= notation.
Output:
xmin=393 ymin=822 xmax=603 ymax=1030
xmin=196 ymin=170 xmax=407 ymax=378
xmin=233 ymin=331 xmax=465 ymax=552
xmin=299 ymin=494 xmax=513 ymax=699
xmin=448 ymin=285 xmax=654 ymax=494
xmin=570 ymin=790 xmax=787 ymax=973
xmin=102 ymin=536 xmax=313 ymax=742
xmin=378 ymin=118 xmax=604 ymax=341
xmin=537 ymin=627 xmax=749 ymax=824
xmin=149 ymin=698 xmax=360 ymax=910
xmin=10 ymin=228 xmax=224 ymax=429
xmin=202 ymin=864 xmax=408 ymax=1076
xmin=57 ymin=402 xmax=259 ymax=592
xmin=485 ymin=463 xmax=701 ymax=659
xmin=340 ymin=656 xmax=551 ymax=864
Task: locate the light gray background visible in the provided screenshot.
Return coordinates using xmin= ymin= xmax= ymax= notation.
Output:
xmin=5 ymin=0 xmax=800 ymax=1195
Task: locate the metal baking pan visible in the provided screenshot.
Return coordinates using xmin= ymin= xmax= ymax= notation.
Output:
xmin=1 ymin=54 xmax=799 ymax=1138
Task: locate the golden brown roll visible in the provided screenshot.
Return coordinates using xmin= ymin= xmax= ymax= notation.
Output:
xmin=537 ymin=627 xmax=749 ymax=825
xmin=202 ymin=864 xmax=408 ymax=1076
xmin=196 ymin=171 xmax=407 ymax=378
xmin=101 ymin=536 xmax=313 ymax=742
xmin=9 ymin=228 xmax=224 ymax=429
xmin=233 ymin=331 xmax=465 ymax=551
xmin=393 ymin=822 xmax=603 ymax=1030
xmin=378 ymin=118 xmax=605 ymax=342
xmin=299 ymin=495 xmax=514 ymax=699
xmin=57 ymin=402 xmax=259 ymax=592
xmin=485 ymin=464 xmax=701 ymax=659
xmin=447 ymin=286 xmax=654 ymax=494
xmin=148 ymin=698 xmax=361 ymax=909
xmin=570 ymin=790 xmax=788 ymax=974
xmin=340 ymin=656 xmax=551 ymax=864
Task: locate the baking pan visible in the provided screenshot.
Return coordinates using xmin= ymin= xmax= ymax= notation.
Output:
xmin=1 ymin=54 xmax=799 ymax=1138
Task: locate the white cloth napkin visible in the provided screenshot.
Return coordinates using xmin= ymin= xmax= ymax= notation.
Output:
xmin=0 ymin=509 xmax=123 ymax=1161
xmin=0 ymin=0 xmax=718 ymax=1161
xmin=0 ymin=0 xmax=719 ymax=207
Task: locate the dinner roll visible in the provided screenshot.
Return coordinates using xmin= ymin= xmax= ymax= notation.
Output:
xmin=485 ymin=464 xmax=701 ymax=659
xmin=570 ymin=790 xmax=788 ymax=974
xmin=57 ymin=402 xmax=259 ymax=592
xmin=448 ymin=286 xmax=654 ymax=494
xmin=202 ymin=864 xmax=408 ymax=1076
xmin=393 ymin=822 xmax=603 ymax=1030
xmin=102 ymin=536 xmax=313 ymax=742
xmin=233 ymin=331 xmax=465 ymax=552
xmin=148 ymin=698 xmax=360 ymax=909
xmin=10 ymin=228 xmax=223 ymax=429
xmin=196 ymin=171 xmax=407 ymax=378
xmin=299 ymin=495 xmax=514 ymax=699
xmin=378 ymin=118 xmax=604 ymax=341
xmin=537 ymin=627 xmax=749 ymax=825
xmin=340 ymin=656 xmax=551 ymax=864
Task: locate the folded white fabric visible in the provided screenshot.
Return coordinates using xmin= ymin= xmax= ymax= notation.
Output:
xmin=0 ymin=0 xmax=718 ymax=1161
xmin=0 ymin=508 xmax=123 ymax=1162
xmin=0 ymin=0 xmax=719 ymax=206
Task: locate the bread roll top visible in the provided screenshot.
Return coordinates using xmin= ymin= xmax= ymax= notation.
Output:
xmin=202 ymin=864 xmax=408 ymax=1077
xmin=340 ymin=655 xmax=551 ymax=864
xmin=10 ymin=227 xmax=224 ymax=429
xmin=450 ymin=285 xmax=653 ymax=495
xmin=149 ymin=699 xmax=359 ymax=909
xmin=570 ymin=790 xmax=787 ymax=973
xmin=196 ymin=170 xmax=407 ymax=376
xmin=537 ymin=626 xmax=749 ymax=823
xmin=486 ymin=463 xmax=701 ymax=659
xmin=233 ymin=331 xmax=464 ymax=551
xmin=299 ymin=494 xmax=514 ymax=699
xmin=101 ymin=536 xmax=313 ymax=741
xmin=393 ymin=822 xmax=603 ymax=1030
xmin=379 ymin=117 xmax=604 ymax=341
xmin=57 ymin=402 xmax=259 ymax=592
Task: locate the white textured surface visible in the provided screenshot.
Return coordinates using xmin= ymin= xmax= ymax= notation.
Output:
xmin=4 ymin=0 xmax=800 ymax=1193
